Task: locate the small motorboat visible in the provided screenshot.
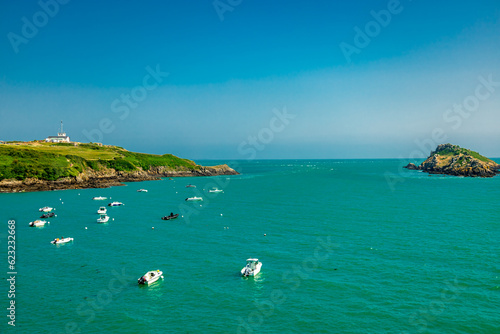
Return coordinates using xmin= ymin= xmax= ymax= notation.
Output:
xmin=29 ymin=220 xmax=49 ymax=227
xmin=208 ymin=188 xmax=223 ymax=193
xmin=138 ymin=270 xmax=164 ymax=285
xmin=161 ymin=213 xmax=179 ymax=220
xmin=108 ymin=202 xmax=124 ymax=206
xmin=51 ymin=237 xmax=73 ymax=245
xmin=92 ymin=196 xmax=107 ymax=200
xmin=241 ymin=258 xmax=262 ymax=277
xmin=39 ymin=206 xmax=54 ymax=212
xmin=137 ymin=189 xmax=148 ymax=192
xmin=97 ymin=206 xmax=107 ymax=214
xmin=97 ymin=214 xmax=110 ymax=223
xmin=186 ymin=184 xmax=196 ymax=188
xmin=185 ymin=197 xmax=203 ymax=201
xmin=40 ymin=212 xmax=56 ymax=218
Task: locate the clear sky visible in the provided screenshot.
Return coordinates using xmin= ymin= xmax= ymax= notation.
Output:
xmin=1 ymin=0 xmax=499 ymax=159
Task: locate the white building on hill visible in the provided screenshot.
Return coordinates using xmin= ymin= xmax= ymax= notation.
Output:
xmin=46 ymin=121 xmax=70 ymax=143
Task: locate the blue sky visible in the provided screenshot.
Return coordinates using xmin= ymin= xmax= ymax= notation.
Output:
xmin=0 ymin=0 xmax=499 ymax=159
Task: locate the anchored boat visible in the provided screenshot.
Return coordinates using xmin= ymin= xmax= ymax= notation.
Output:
xmin=241 ymin=258 xmax=262 ymax=277
xmin=161 ymin=213 xmax=179 ymax=220
xmin=185 ymin=197 xmax=203 ymax=201
xmin=51 ymin=237 xmax=73 ymax=245
xmin=138 ymin=270 xmax=164 ymax=285
xmin=29 ymin=220 xmax=49 ymax=227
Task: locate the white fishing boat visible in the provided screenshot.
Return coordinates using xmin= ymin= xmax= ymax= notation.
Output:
xmin=241 ymin=258 xmax=262 ymax=277
xmin=108 ymin=202 xmax=124 ymax=206
xmin=51 ymin=237 xmax=73 ymax=245
xmin=39 ymin=206 xmax=54 ymax=212
xmin=138 ymin=270 xmax=164 ymax=285
xmin=29 ymin=220 xmax=49 ymax=227
xmin=185 ymin=197 xmax=203 ymax=201
xmin=137 ymin=189 xmax=148 ymax=192
xmin=92 ymin=196 xmax=107 ymax=200
xmin=97 ymin=206 xmax=107 ymax=214
xmin=97 ymin=214 xmax=110 ymax=223
xmin=208 ymin=188 xmax=223 ymax=193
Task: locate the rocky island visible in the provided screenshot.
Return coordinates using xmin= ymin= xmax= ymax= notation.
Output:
xmin=404 ymin=144 xmax=500 ymax=177
xmin=0 ymin=142 xmax=238 ymax=193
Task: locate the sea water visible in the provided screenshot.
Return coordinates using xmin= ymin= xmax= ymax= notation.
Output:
xmin=1 ymin=159 xmax=499 ymax=333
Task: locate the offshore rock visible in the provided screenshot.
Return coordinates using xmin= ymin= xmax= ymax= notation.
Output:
xmin=404 ymin=144 xmax=500 ymax=178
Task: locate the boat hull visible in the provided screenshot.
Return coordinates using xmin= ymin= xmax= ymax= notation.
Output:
xmin=161 ymin=214 xmax=179 ymax=220
xmin=138 ymin=270 xmax=164 ymax=285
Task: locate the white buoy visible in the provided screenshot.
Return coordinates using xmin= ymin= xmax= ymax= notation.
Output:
xmin=85 ymin=227 xmax=87 ymax=229
xmin=61 ymin=202 xmax=64 ymax=204
xmin=112 ymin=218 xmax=115 ymax=221
xmin=220 ymin=214 xmax=223 ymax=216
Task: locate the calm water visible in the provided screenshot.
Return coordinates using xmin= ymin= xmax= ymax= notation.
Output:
xmin=1 ymin=159 xmax=499 ymax=334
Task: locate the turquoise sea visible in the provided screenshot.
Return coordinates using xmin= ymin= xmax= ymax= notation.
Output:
xmin=1 ymin=159 xmax=499 ymax=334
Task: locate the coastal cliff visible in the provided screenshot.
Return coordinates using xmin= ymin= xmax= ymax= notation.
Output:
xmin=0 ymin=142 xmax=238 ymax=193
xmin=404 ymin=144 xmax=500 ymax=177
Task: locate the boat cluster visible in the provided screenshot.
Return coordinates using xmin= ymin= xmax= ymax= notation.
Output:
xmin=29 ymin=207 xmax=57 ymax=227
xmin=31 ymin=183 xmax=258 ymax=284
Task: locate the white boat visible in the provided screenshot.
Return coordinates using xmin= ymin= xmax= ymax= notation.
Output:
xmin=108 ymin=202 xmax=124 ymax=206
xmin=29 ymin=220 xmax=49 ymax=227
xmin=97 ymin=214 xmax=110 ymax=223
xmin=51 ymin=237 xmax=73 ymax=245
xmin=186 ymin=184 xmax=196 ymax=188
xmin=185 ymin=197 xmax=203 ymax=201
xmin=97 ymin=206 xmax=107 ymax=214
xmin=92 ymin=196 xmax=107 ymax=200
xmin=138 ymin=270 xmax=164 ymax=285
xmin=137 ymin=189 xmax=148 ymax=192
xmin=241 ymin=258 xmax=262 ymax=277
xmin=39 ymin=206 xmax=54 ymax=212
xmin=209 ymin=188 xmax=223 ymax=193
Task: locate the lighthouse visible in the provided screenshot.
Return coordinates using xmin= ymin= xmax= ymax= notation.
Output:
xmin=45 ymin=121 xmax=70 ymax=143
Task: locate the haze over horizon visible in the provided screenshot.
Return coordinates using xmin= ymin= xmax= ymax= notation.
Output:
xmin=1 ymin=1 xmax=499 ymax=159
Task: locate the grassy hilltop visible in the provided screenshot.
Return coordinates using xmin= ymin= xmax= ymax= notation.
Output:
xmin=0 ymin=142 xmax=199 ymax=181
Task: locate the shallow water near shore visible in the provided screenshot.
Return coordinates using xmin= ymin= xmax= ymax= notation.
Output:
xmin=1 ymin=159 xmax=499 ymax=333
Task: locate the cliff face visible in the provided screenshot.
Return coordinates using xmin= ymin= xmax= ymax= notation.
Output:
xmin=0 ymin=164 xmax=238 ymax=193
xmin=404 ymin=144 xmax=500 ymax=177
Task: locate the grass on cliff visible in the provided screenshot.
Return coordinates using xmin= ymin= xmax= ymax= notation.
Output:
xmin=0 ymin=142 xmax=198 ymax=181
xmin=435 ymin=145 xmax=490 ymax=162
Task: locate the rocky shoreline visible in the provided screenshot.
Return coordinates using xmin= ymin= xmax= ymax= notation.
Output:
xmin=0 ymin=164 xmax=238 ymax=193
xmin=404 ymin=144 xmax=500 ymax=177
